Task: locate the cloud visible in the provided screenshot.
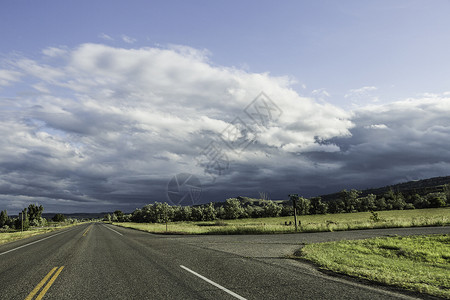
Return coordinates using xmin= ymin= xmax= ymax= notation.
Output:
xmin=98 ymin=33 xmax=114 ymax=41
xmin=0 ymin=69 xmax=22 ymax=87
xmin=0 ymin=43 xmax=353 ymax=213
xmin=345 ymin=86 xmax=377 ymax=97
xmin=311 ymin=95 xmax=450 ymax=190
xmin=121 ymin=35 xmax=137 ymax=44
xmin=42 ymin=47 xmax=68 ymax=57
xmin=345 ymin=86 xmax=379 ymax=105
xmin=1 ymin=44 xmax=449 ymax=214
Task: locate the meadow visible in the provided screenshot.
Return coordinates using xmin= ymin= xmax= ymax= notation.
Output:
xmin=0 ymin=222 xmax=84 ymax=246
xmin=298 ymin=234 xmax=450 ymax=298
xmin=113 ymin=207 xmax=449 ymax=234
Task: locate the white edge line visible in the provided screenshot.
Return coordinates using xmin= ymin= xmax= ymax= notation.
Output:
xmin=103 ymin=224 xmax=123 ymax=236
xmin=180 ymin=265 xmax=247 ymax=300
xmin=0 ymin=227 xmax=77 ymax=256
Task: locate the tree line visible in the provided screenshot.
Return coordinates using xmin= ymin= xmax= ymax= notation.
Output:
xmin=108 ymin=187 xmax=450 ymax=224
xmin=0 ymin=204 xmax=69 ymax=231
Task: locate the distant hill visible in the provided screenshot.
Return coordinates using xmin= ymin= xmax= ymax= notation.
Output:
xmin=42 ymin=212 xmax=109 ymax=220
xmin=319 ymin=175 xmax=450 ymax=202
xmin=221 ymin=175 xmax=450 ymax=206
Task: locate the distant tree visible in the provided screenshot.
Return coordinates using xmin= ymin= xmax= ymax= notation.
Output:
xmin=179 ymin=206 xmax=193 ymax=221
xmin=296 ymin=197 xmax=310 ymax=215
xmin=215 ymin=206 xmax=226 ymax=219
xmin=356 ymin=194 xmax=377 ymax=212
xmin=310 ymin=197 xmax=327 ymax=214
xmin=385 ymin=192 xmax=406 ymax=210
xmin=104 ymin=214 xmax=112 ymax=222
xmin=52 ymin=213 xmax=66 ymax=222
xmin=27 ymin=204 xmax=44 ymax=225
xmin=151 ymin=202 xmax=173 ymax=223
xmin=113 ymin=210 xmax=124 ymax=222
xmin=224 ymin=198 xmax=244 ymax=219
xmin=339 ymin=189 xmax=361 ymax=213
xmin=0 ymin=210 xmax=8 ymax=227
xmin=131 ymin=209 xmax=144 ymax=222
xmin=426 ymin=193 xmax=447 ymax=208
xmin=191 ymin=206 xmax=205 ymax=221
xmin=328 ymin=199 xmax=344 ymax=214
xmin=280 ymin=204 xmax=293 ymax=216
xmin=374 ymin=197 xmax=387 ymax=211
xmin=261 ymin=200 xmax=282 ymax=218
xmin=203 ymin=203 xmax=217 ymax=221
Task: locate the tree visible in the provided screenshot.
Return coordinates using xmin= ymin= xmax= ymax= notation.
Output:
xmin=203 ymin=203 xmax=217 ymax=221
xmin=191 ymin=206 xmax=205 ymax=221
xmin=151 ymin=202 xmax=173 ymax=223
xmin=261 ymin=200 xmax=282 ymax=217
xmin=356 ymin=194 xmax=376 ymax=212
xmin=374 ymin=197 xmax=387 ymax=211
xmin=52 ymin=213 xmax=66 ymax=222
xmin=384 ymin=191 xmax=406 ymax=210
xmin=310 ymin=197 xmax=327 ymax=214
xmin=280 ymin=204 xmax=293 ymax=216
xmin=339 ymin=189 xmax=361 ymax=213
xmin=104 ymin=214 xmax=112 ymax=222
xmin=113 ymin=210 xmax=124 ymax=222
xmin=328 ymin=199 xmax=345 ymax=214
xmin=296 ymin=197 xmax=310 ymax=215
xmin=131 ymin=209 xmax=144 ymax=222
xmin=224 ymin=198 xmax=244 ymax=219
xmin=27 ymin=204 xmax=44 ymax=225
xmin=427 ymin=193 xmax=446 ymax=208
xmin=0 ymin=210 xmax=8 ymax=227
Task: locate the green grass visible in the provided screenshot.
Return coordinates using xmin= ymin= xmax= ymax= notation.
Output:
xmin=0 ymin=222 xmax=85 ymax=246
xmin=113 ymin=207 xmax=449 ymax=235
xmin=298 ymin=234 xmax=450 ymax=298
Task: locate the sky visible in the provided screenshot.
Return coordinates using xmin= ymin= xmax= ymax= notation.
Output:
xmin=1 ymin=0 xmax=450 ymax=214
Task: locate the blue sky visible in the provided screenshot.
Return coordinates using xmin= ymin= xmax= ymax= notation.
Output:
xmin=1 ymin=1 xmax=450 ymax=213
xmin=3 ymin=0 xmax=449 ymax=106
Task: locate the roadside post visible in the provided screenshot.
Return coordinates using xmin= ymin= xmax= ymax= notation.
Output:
xmin=289 ymin=194 xmax=298 ymax=232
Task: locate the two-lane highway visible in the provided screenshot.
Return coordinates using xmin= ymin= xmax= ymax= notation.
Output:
xmin=1 ymin=223 xmax=447 ymax=299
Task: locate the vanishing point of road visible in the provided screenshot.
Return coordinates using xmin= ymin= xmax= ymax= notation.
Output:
xmin=0 ymin=223 xmax=448 ymax=300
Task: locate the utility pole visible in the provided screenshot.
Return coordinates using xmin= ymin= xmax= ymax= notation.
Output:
xmin=289 ymin=194 xmax=298 ymax=232
xmin=21 ymin=211 xmax=23 ymax=232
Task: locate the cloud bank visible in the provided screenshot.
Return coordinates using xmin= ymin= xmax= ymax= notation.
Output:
xmin=0 ymin=43 xmax=449 ymax=213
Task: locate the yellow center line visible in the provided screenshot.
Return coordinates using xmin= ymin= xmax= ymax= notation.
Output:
xmin=25 ymin=266 xmax=64 ymax=300
xmin=35 ymin=266 xmax=64 ymax=300
xmin=82 ymin=225 xmax=92 ymax=236
xmin=24 ymin=267 xmax=57 ymax=300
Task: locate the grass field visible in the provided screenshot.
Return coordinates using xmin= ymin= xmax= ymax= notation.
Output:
xmin=0 ymin=222 xmax=84 ymax=246
xmin=298 ymin=234 xmax=450 ymax=298
xmin=113 ymin=207 xmax=449 ymax=234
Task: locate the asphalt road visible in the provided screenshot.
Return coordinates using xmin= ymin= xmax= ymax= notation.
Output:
xmin=0 ymin=224 xmax=448 ymax=300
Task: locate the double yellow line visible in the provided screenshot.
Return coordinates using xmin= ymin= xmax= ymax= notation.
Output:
xmin=25 ymin=266 xmax=64 ymax=300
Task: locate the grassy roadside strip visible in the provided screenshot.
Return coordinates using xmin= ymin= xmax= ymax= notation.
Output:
xmin=0 ymin=222 xmax=87 ymax=246
xmin=112 ymin=208 xmax=449 ymax=234
xmin=296 ymin=234 xmax=450 ymax=298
